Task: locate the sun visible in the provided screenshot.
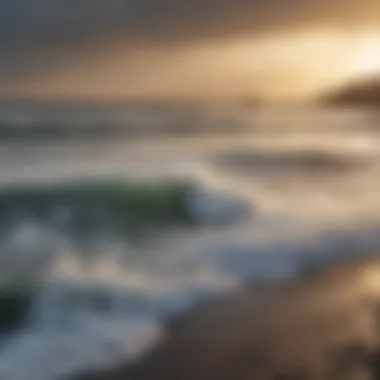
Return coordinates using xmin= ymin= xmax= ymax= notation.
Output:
xmin=351 ymin=36 xmax=380 ymax=78
xmin=355 ymin=51 xmax=380 ymax=76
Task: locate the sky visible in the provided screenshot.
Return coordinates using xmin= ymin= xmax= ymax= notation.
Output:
xmin=1 ymin=0 xmax=380 ymax=102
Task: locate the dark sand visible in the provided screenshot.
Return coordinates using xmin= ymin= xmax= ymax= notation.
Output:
xmin=72 ymin=257 xmax=380 ymax=380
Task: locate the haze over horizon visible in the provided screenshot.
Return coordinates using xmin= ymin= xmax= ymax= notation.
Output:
xmin=1 ymin=0 xmax=380 ymax=102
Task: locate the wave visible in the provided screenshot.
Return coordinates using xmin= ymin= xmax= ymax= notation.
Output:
xmin=1 ymin=220 xmax=380 ymax=379
xmin=213 ymin=148 xmax=374 ymax=174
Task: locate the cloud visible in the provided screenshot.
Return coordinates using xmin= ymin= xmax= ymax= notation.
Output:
xmin=0 ymin=0 xmax=379 ymax=97
xmin=1 ymin=0 xmax=379 ymax=47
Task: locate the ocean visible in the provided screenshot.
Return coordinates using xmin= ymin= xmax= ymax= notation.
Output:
xmin=0 ymin=105 xmax=379 ymax=380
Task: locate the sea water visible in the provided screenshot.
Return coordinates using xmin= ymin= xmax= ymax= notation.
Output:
xmin=0 ymin=105 xmax=380 ymax=379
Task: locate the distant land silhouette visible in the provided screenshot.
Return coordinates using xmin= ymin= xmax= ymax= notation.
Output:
xmin=320 ymin=75 xmax=380 ymax=107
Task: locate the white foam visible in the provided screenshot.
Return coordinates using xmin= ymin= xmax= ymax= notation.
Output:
xmin=0 ymin=316 xmax=163 ymax=380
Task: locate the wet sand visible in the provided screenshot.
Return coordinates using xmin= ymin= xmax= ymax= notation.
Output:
xmin=72 ymin=257 xmax=380 ymax=380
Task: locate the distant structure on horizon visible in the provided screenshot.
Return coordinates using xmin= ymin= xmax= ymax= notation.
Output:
xmin=236 ymin=95 xmax=263 ymax=108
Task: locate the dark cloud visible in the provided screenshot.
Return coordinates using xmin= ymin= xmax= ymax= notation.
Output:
xmin=0 ymin=0 xmax=379 ymax=92
xmin=1 ymin=0 xmax=379 ymax=47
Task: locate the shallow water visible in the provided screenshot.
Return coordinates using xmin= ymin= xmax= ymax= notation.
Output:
xmin=1 ymin=106 xmax=380 ymax=379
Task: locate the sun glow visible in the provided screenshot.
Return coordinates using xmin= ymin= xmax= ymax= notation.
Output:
xmin=351 ymin=35 xmax=380 ymax=78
